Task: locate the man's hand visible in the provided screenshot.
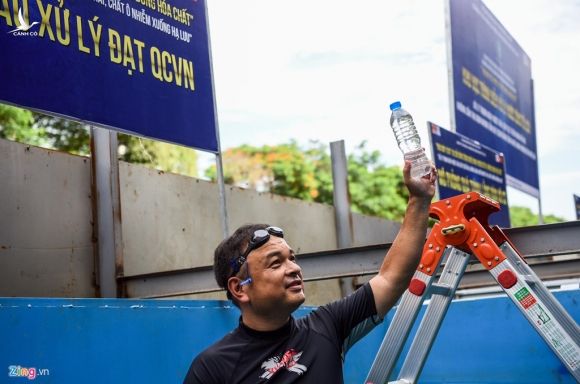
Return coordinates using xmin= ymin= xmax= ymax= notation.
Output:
xmin=403 ymin=160 xmax=437 ymax=200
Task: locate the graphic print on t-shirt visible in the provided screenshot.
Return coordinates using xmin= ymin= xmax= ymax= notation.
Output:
xmin=260 ymin=349 xmax=308 ymax=379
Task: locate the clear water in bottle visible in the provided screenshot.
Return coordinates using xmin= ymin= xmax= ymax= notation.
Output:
xmin=389 ymin=101 xmax=431 ymax=179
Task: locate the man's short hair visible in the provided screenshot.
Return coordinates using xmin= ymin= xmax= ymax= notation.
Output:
xmin=214 ymin=223 xmax=269 ymax=303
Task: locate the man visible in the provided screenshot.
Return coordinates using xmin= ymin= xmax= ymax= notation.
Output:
xmin=184 ymin=161 xmax=437 ymax=383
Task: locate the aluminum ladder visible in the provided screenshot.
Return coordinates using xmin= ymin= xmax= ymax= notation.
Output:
xmin=365 ymin=192 xmax=580 ymax=384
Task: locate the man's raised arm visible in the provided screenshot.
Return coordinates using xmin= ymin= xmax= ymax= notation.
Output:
xmin=369 ymin=160 xmax=437 ymax=317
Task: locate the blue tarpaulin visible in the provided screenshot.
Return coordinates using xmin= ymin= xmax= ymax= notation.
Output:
xmin=1 ymin=290 xmax=578 ymax=383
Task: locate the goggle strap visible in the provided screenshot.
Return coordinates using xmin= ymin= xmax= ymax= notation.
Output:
xmin=229 ymin=256 xmax=246 ymax=275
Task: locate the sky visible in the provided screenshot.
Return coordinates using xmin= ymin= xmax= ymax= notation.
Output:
xmin=201 ymin=0 xmax=580 ymax=221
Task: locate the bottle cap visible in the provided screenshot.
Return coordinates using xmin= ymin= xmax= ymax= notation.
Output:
xmin=389 ymin=101 xmax=402 ymax=111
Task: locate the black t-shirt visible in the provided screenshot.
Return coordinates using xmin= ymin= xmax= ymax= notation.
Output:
xmin=184 ymin=283 xmax=378 ymax=383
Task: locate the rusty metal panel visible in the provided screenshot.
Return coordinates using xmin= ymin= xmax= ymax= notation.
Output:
xmin=119 ymin=162 xmax=224 ymax=276
xmin=0 ymin=139 xmax=95 ymax=297
xmin=226 ymin=187 xmax=338 ymax=254
xmin=352 ymin=212 xmax=401 ymax=246
xmin=120 ymin=162 xmax=340 ymax=276
xmin=118 ymin=160 xmax=403 ymax=300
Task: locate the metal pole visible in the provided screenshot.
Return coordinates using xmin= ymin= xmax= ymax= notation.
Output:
xmin=90 ymin=126 xmax=122 ymax=297
xmin=444 ymin=0 xmax=456 ymax=132
xmin=330 ymin=140 xmax=354 ymax=296
xmin=531 ymin=79 xmax=544 ymax=224
xmin=205 ymin=0 xmax=229 ymax=238
xmin=109 ymin=130 xmax=125 ymax=296
xmin=537 ymin=191 xmax=544 ymax=224
xmin=215 ymin=152 xmax=229 ymax=238
xmin=330 ymin=140 xmax=353 ymax=248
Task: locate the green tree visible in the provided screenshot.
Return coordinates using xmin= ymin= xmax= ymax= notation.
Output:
xmin=119 ymin=135 xmax=198 ymax=177
xmin=0 ymin=104 xmax=41 ymax=145
xmin=206 ymin=141 xmax=409 ymax=221
xmin=206 ymin=141 xmax=320 ymax=200
xmin=33 ymin=113 xmax=91 ymax=155
xmin=509 ymin=206 xmax=564 ymax=227
xmin=346 ymin=143 xmax=408 ymax=221
xmin=0 ymin=103 xmax=197 ymax=177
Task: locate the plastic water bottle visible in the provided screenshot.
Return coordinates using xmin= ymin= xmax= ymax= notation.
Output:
xmin=389 ymin=101 xmax=431 ymax=179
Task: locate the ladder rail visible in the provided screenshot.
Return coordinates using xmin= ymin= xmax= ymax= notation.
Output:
xmin=500 ymin=242 xmax=580 ymax=345
xmin=489 ymin=260 xmax=580 ymax=380
xmin=397 ymin=248 xmax=471 ymax=383
xmin=364 ymin=270 xmax=437 ymax=384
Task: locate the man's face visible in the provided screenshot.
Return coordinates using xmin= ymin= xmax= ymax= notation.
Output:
xmin=242 ymin=235 xmax=305 ymax=315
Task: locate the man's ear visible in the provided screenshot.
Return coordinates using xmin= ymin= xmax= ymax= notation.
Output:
xmin=227 ymin=277 xmax=250 ymax=304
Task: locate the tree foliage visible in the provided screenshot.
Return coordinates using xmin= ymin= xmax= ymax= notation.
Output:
xmin=346 ymin=143 xmax=409 ymax=221
xmin=206 ymin=141 xmax=324 ymax=200
xmin=509 ymin=206 xmax=564 ymax=227
xmin=0 ymin=104 xmax=39 ymax=144
xmin=33 ymin=113 xmax=91 ymax=155
xmin=0 ymin=103 xmax=197 ymax=176
xmin=117 ymin=135 xmax=199 ymax=177
xmin=206 ymin=140 xmax=409 ymax=221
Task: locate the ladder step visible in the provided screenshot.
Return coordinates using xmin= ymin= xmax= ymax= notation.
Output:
xmin=430 ymin=283 xmax=452 ymax=297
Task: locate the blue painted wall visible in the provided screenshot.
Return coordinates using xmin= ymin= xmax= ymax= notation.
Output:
xmin=1 ymin=290 xmax=578 ymax=383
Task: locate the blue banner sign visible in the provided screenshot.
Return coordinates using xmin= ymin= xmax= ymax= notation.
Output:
xmin=447 ymin=0 xmax=538 ymax=197
xmin=0 ymin=0 xmax=217 ymax=152
xmin=429 ymin=121 xmax=510 ymax=227
xmin=575 ymin=194 xmax=580 ymax=220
